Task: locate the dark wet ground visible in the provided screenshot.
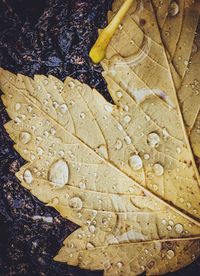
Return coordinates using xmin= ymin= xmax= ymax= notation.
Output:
xmin=0 ymin=0 xmax=199 ymax=275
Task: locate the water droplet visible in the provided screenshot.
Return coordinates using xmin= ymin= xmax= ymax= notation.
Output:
xmin=116 ymin=91 xmax=122 ymax=98
xmin=23 ymin=170 xmax=33 ymax=184
xmin=162 ymin=219 xmax=167 ymax=225
xmin=116 ymin=262 xmax=123 ymax=268
xmin=167 ymin=225 xmax=172 ymax=231
xmin=168 ymin=1 xmax=179 ymax=16
xmin=43 ymin=79 xmax=49 ymax=85
xmin=86 ymin=242 xmax=95 ymax=250
xmin=123 ymin=115 xmax=131 ymax=124
xmin=147 ymin=133 xmax=160 ymax=148
xmin=166 ymin=250 xmax=175 ymax=259
xmin=153 ymin=184 xmax=158 ymax=191
xmin=48 ymin=159 xmax=69 ymax=188
xmin=123 ymin=105 xmax=129 ymax=112
xmin=15 ymin=103 xmax=21 ymax=111
xmin=104 ymin=104 xmax=113 ymax=113
xmin=53 ymin=101 xmax=59 ymax=109
xmin=118 ymin=24 xmax=123 ymax=30
xmin=124 ymin=136 xmax=132 ymax=145
xmin=89 ymin=225 xmax=96 ymax=234
xmin=117 ymin=123 xmax=123 ymax=131
xmin=96 ymin=145 xmax=108 ymax=159
xmin=115 ymin=139 xmax=123 ymax=150
xmin=176 ymin=147 xmax=181 ymax=154
xmin=51 ymin=197 xmax=60 ymax=205
xmin=153 ymin=163 xmax=164 ymax=176
xmin=37 ymin=147 xmax=43 ymax=156
xmin=50 ymin=128 xmax=56 ymax=135
xmin=60 ymin=104 xmax=68 ymax=113
xmin=162 ymin=128 xmax=170 ymax=139
xmin=129 ymin=155 xmax=143 ymax=170
xmin=69 ymin=197 xmax=83 ymax=210
xmin=27 ymin=106 xmax=33 ymax=113
xmin=168 ymin=220 xmax=174 ymax=226
xmin=68 ymin=81 xmax=75 ymax=88
xmin=80 ymin=112 xmax=85 ymax=119
xmin=14 ymin=117 xmax=21 ymax=124
xmin=79 ymin=181 xmax=86 ymax=190
xmin=20 ymin=132 xmax=31 ymax=144
xmin=179 ymin=197 xmax=184 ymax=203
xmin=174 ymin=223 xmax=183 ymax=234
xmin=144 ymin=153 xmax=150 ymax=160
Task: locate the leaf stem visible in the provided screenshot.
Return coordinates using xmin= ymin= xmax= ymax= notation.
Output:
xmin=89 ymin=0 xmax=134 ymax=63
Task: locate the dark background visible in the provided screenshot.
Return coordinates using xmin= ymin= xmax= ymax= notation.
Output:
xmin=0 ymin=0 xmax=199 ymax=275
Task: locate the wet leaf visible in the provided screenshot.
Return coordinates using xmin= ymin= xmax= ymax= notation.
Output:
xmin=0 ymin=0 xmax=200 ymax=275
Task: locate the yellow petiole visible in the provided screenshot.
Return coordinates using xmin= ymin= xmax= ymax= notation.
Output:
xmin=89 ymin=0 xmax=134 ymax=64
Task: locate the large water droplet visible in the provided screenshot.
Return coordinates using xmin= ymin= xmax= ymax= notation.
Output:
xmin=129 ymin=155 xmax=143 ymax=171
xmin=69 ymin=197 xmax=83 ymax=210
xmin=153 ymin=163 xmax=164 ymax=176
xmin=23 ymin=169 xmax=33 ymax=184
xmin=20 ymin=132 xmax=31 ymax=144
xmin=147 ymin=133 xmax=160 ymax=148
xmin=48 ymin=159 xmax=69 ymax=188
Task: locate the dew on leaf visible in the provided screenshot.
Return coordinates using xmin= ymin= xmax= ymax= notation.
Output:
xmin=23 ymin=169 xmax=33 ymax=184
xmin=48 ymin=159 xmax=69 ymax=187
xmin=69 ymin=197 xmax=83 ymax=210
xmin=129 ymin=155 xmax=143 ymax=170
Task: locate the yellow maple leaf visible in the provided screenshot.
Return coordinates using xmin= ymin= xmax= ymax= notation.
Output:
xmin=0 ymin=0 xmax=200 ymax=275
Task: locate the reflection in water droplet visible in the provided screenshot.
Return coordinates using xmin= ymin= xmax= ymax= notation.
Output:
xmin=147 ymin=133 xmax=160 ymax=148
xmin=129 ymin=155 xmax=143 ymax=171
xmin=48 ymin=159 xmax=69 ymax=188
xmin=69 ymin=197 xmax=83 ymax=210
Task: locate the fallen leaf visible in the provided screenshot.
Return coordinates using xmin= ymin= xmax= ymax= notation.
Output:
xmin=0 ymin=0 xmax=200 ymax=275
